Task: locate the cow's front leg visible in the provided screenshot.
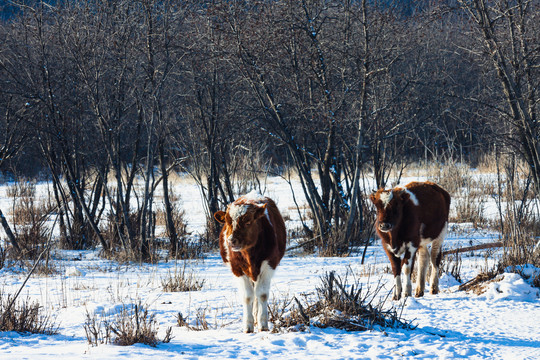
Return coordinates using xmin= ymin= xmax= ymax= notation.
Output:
xmin=386 ymin=251 xmax=403 ymax=300
xmin=238 ymin=275 xmax=255 ymax=333
xmin=401 ymin=247 xmax=417 ymax=298
xmin=254 ymin=261 xmax=275 ymax=331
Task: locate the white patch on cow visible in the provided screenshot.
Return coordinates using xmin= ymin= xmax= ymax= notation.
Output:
xmin=255 ymin=261 xmax=275 ymax=331
xmin=415 ymin=221 xmax=447 ymax=297
xmin=229 ymin=204 xmax=248 ymax=222
xmin=402 ymin=262 xmax=413 ymax=298
xmin=237 ymin=275 xmax=255 ymax=333
xmin=235 ymin=261 xmax=275 ymax=333
xmin=264 ymin=208 xmax=273 ymax=229
xmin=394 ymin=275 xmax=402 ymax=300
xmin=388 ymin=242 xmax=412 ymax=259
xmin=402 ymin=244 xmax=417 ymax=298
xmin=380 ymin=191 xmax=393 ymax=208
xmin=404 ymin=189 xmax=419 ymax=206
xmin=244 ymin=190 xmax=266 ymax=203
xmin=406 ymin=242 xmax=417 ymax=256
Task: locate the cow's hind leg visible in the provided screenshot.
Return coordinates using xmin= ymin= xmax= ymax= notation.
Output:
xmin=238 ymin=275 xmax=255 ymax=333
xmin=254 ymin=261 xmax=275 ymax=331
xmin=415 ymin=245 xmax=429 ymax=297
xmin=429 ymin=223 xmax=446 ymax=295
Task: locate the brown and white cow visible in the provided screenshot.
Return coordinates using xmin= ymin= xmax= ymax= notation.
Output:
xmin=214 ymin=191 xmax=286 ymax=333
xmin=369 ymin=181 xmax=450 ymax=300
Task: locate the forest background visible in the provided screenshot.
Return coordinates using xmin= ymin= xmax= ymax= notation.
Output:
xmin=0 ymin=0 xmax=538 ymax=260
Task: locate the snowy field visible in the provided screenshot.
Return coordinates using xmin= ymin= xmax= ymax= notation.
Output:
xmin=0 ymin=175 xmax=539 ymax=359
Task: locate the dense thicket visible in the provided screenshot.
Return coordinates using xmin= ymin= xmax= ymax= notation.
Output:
xmin=0 ymin=0 xmax=538 ymax=257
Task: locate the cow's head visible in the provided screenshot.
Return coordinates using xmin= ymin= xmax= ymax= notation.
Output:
xmin=214 ymin=202 xmax=268 ymax=252
xmin=369 ymin=188 xmax=410 ymax=234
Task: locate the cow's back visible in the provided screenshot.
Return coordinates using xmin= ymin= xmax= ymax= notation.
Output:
xmin=405 ymin=181 xmax=450 ymax=238
xmin=263 ymin=198 xmax=286 ymax=265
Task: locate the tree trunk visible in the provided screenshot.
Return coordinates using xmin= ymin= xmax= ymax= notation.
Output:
xmin=159 ymin=140 xmax=179 ymax=257
xmin=0 ymin=207 xmax=20 ymax=254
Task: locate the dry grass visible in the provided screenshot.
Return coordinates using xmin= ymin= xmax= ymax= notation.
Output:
xmin=5 ymin=181 xmax=36 ymax=199
xmin=176 ymin=305 xmax=231 ymax=331
xmin=161 ymin=264 xmax=205 ymax=292
xmin=0 ymin=292 xmax=59 ymax=334
xmin=458 ymin=271 xmax=500 ymax=295
xmin=84 ymin=303 xmax=172 ymax=347
xmin=177 ymin=308 xmax=210 ymax=331
xmin=154 ymin=192 xmax=188 ymax=238
xmin=440 ymin=251 xmax=463 ymax=284
xmin=6 ymin=181 xmax=54 ymax=259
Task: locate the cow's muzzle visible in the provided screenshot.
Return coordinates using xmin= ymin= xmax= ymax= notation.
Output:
xmin=378 ymin=222 xmax=393 ymax=232
xmin=227 ymin=236 xmax=244 ymax=252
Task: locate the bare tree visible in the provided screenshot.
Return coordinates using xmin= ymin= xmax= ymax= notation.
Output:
xmin=457 ymin=0 xmax=539 ymax=194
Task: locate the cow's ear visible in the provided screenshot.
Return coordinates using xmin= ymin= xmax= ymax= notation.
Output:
xmin=214 ymin=211 xmax=227 ymax=223
xmin=369 ymin=191 xmax=378 ymax=204
xmin=253 ymin=203 xmax=267 ymax=219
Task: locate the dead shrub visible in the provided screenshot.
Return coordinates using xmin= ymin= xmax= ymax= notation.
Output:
xmin=155 ymin=191 xmax=194 ymax=258
xmin=313 ymin=197 xmax=375 ymax=257
xmin=429 ymin=161 xmax=470 ymax=195
xmin=451 ymin=189 xmax=487 ymax=228
xmin=84 ymin=309 xmax=112 ymax=346
xmin=0 ymin=292 xmax=59 ymax=334
xmin=101 ymin=209 xmax=163 ymax=263
xmin=32 ymin=261 xmax=60 ymax=276
xmin=177 ymin=308 xmax=209 ymax=331
xmin=270 ymin=271 xmax=413 ymax=333
xmin=161 ymin=264 xmax=205 ymax=292
xmin=487 ymin=151 xmax=540 ymax=287
xmin=269 ymin=295 xmax=310 ymax=332
xmin=84 ymin=303 xmax=172 ymax=347
xmin=176 ymin=305 xmax=230 ymax=331
xmin=458 ymin=270 xmax=499 ymax=295
xmin=202 ymin=216 xmax=221 ymax=250
xmin=498 ymin=235 xmax=540 ymax=282
xmin=6 ymin=181 xmax=36 ymax=199
xmin=7 ymin=182 xmax=53 ymax=259
xmin=440 ymin=251 xmax=463 ymax=284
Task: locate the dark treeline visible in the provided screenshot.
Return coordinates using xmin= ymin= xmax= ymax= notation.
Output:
xmin=0 ymin=0 xmax=538 ymax=258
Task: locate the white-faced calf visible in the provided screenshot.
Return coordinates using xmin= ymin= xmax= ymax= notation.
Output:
xmin=370 ymin=181 xmax=450 ymax=300
xmin=214 ymin=191 xmax=286 ymax=332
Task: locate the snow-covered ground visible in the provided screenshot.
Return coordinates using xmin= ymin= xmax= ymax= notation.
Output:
xmin=0 ymin=175 xmax=539 ymax=359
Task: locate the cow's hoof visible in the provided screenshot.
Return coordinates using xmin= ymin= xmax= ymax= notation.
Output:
xmin=430 ymin=288 xmax=439 ymax=295
xmin=244 ymin=325 xmax=254 ymax=333
xmin=415 ymin=289 xmax=424 ymax=297
xmin=259 ymin=326 xmax=269 ymax=332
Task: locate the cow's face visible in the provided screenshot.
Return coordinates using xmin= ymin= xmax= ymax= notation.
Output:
xmin=214 ymin=203 xmax=267 ymax=252
xmin=369 ymin=189 xmax=410 ymax=234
